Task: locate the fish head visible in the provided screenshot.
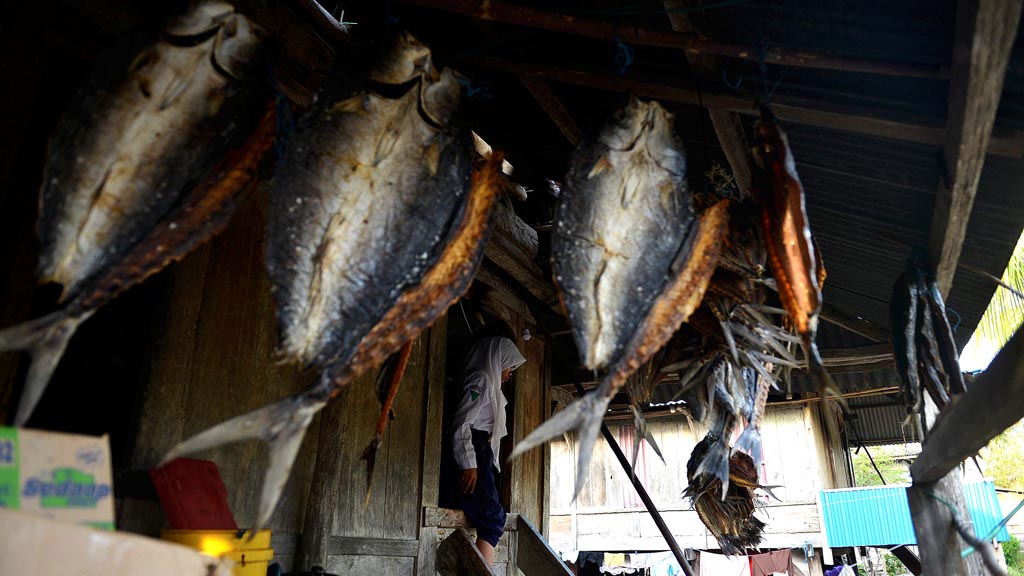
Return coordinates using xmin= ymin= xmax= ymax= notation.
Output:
xmin=165 ymin=1 xmax=236 ymax=39
xmin=212 ymin=12 xmax=263 ymax=80
xmin=419 ymin=68 xmax=464 ymax=127
xmin=370 ymin=31 xmax=433 ymax=86
xmin=600 ymin=97 xmax=683 ymax=174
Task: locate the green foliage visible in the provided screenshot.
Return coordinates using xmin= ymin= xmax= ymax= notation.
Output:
xmin=882 ymin=553 xmax=904 ymax=575
xmin=962 ymin=230 xmax=1024 ymax=367
xmin=981 ymin=421 xmax=1024 ymax=490
xmin=1006 ymin=536 xmax=1022 ymax=569
xmin=851 ymin=445 xmax=912 ymax=487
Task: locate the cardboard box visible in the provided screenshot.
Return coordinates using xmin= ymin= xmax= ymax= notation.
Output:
xmin=0 ymin=509 xmax=232 ymax=576
xmin=0 ymin=427 xmax=115 ymax=529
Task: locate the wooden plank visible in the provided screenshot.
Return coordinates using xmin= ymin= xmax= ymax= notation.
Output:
xmin=298 ymin=392 xmax=348 ymax=570
xmin=398 ymin=0 xmax=948 ymax=79
xmin=484 ymin=203 xmax=560 ymax=313
xmin=911 ymin=328 xmax=1024 ymax=484
xmin=929 ymin=0 xmax=1023 ymax=296
xmin=325 ymin=536 xmax=420 ymax=557
xmin=491 ymin=195 xmax=539 ymax=260
xmin=334 ymin=366 xmax=388 ymax=538
xmin=516 ymin=516 xmax=573 ymax=576
xmin=451 ymin=55 xmax=1024 ymax=158
xmin=436 ymin=528 xmax=495 ymax=576
xmin=418 ymin=526 xmax=439 ymax=576
xmin=327 ymin=554 xmax=416 ymax=575
xmin=385 ymin=334 xmax=430 ymax=540
xmin=511 ymin=320 xmax=546 ymax=524
xmin=421 ymin=316 xmax=449 ymax=513
xmin=475 ymin=266 xmax=537 ymax=324
xmin=517 ymin=74 xmax=582 ymax=145
xmin=424 ymin=506 xmax=520 ymax=531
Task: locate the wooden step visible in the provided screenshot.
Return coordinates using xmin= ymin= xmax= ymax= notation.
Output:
xmin=436 ymin=528 xmax=495 ymax=576
xmin=516 ymin=516 xmax=573 ymax=576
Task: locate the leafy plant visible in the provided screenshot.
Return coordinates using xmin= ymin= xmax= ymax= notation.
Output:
xmin=850 ymin=445 xmax=913 ymax=487
xmin=883 ymin=553 xmax=906 ymax=576
xmin=1005 ymin=536 xmax=1022 ymax=570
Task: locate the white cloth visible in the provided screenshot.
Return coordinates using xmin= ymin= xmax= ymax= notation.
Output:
xmin=699 ymin=552 xmax=751 ymax=576
xmin=451 ymin=337 xmax=526 ymax=471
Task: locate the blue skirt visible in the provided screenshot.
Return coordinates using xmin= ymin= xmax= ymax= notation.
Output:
xmin=452 ymin=429 xmax=507 ymax=547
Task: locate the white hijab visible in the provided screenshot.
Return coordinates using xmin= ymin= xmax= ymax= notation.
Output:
xmin=462 ymin=336 xmax=527 ymax=469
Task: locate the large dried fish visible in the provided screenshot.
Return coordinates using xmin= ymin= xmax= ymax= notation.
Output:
xmin=512 ymin=98 xmax=729 ymax=497
xmin=750 ymin=106 xmax=842 ymax=404
xmin=0 ymin=1 xmax=271 ymax=425
xmin=162 ymin=33 xmax=503 ymax=530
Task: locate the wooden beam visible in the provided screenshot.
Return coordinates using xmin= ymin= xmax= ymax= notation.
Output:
xmin=516 ymin=516 xmax=574 ymax=575
xmin=907 ymin=397 xmax=987 ymax=576
xmin=399 ymin=0 xmax=948 ymax=79
xmin=296 ymin=393 xmax=347 ymax=570
xmin=891 ymin=545 xmax=923 ymax=575
xmin=517 ymin=74 xmax=582 ymax=145
xmin=911 ymin=328 xmax=1024 ymax=484
xmin=475 ymin=264 xmax=538 ymax=324
xmin=664 ymin=0 xmax=754 ymax=196
xmin=928 ymin=0 xmax=1023 ymax=296
xmin=452 ymin=55 xmax=1024 ymax=158
xmin=485 ymin=199 xmax=562 ymax=314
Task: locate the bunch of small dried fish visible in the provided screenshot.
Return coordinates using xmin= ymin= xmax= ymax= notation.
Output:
xmin=684 ymin=428 xmax=766 ymax=556
xmin=750 ymin=105 xmax=841 ymax=405
xmin=162 ymin=33 xmax=504 ymax=529
xmin=0 ymin=0 xmax=273 ymax=425
xmin=511 ymin=98 xmax=730 ymax=497
xmin=889 ymin=253 xmax=966 ymax=419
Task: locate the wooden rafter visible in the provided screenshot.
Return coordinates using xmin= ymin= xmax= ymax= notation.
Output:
xmin=398 ymin=0 xmax=948 ymax=79
xmin=517 ymin=74 xmax=582 ymax=145
xmin=452 ymin=55 xmax=1024 ymax=159
xmin=928 ymin=0 xmax=1023 ymax=296
xmin=664 ymin=0 xmax=754 ymax=196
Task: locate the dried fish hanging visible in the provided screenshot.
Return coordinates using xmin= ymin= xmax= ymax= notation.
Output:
xmin=511 ymin=98 xmax=730 ymax=498
xmin=162 ymin=33 xmax=505 ymax=530
xmin=890 ymin=253 xmax=967 ymax=428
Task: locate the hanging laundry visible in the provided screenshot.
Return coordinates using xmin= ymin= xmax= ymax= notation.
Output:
xmin=750 ymin=549 xmax=792 ymax=576
xmin=699 ymin=551 xmax=751 ymax=576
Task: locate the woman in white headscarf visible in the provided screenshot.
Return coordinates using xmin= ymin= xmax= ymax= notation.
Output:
xmin=449 ymin=335 xmax=526 ymax=563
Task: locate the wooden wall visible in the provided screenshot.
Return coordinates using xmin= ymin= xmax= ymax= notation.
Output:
xmin=547 ymin=404 xmax=841 ymax=554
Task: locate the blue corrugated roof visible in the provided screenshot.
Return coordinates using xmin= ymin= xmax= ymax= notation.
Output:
xmin=821 ymin=480 xmax=1011 ymax=547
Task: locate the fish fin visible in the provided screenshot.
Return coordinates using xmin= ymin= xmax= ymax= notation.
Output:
xmin=731 ymin=425 xmax=762 ymax=470
xmin=758 ymin=485 xmax=784 ymax=502
xmin=161 ymin=392 xmax=327 ymax=531
xmin=805 ymin=339 xmax=847 ymax=409
xmin=511 ymin=388 xmax=610 ymax=501
xmin=331 ymin=94 xmax=368 ymax=114
xmin=0 ymin=310 xmax=92 ymax=425
xmin=643 ymin=426 xmax=666 ymax=465
xmin=363 ymin=341 xmax=414 ymax=504
xmin=587 ymin=155 xmax=612 ymax=179
xmin=696 ymin=436 xmax=732 ymax=499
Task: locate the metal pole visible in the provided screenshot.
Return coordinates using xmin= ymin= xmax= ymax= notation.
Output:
xmin=574 ymin=384 xmax=695 ymax=576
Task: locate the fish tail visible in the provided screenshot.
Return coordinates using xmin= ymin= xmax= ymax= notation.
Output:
xmin=731 ymin=425 xmax=762 ymax=470
xmin=511 ymin=385 xmax=612 ymax=501
xmin=0 ymin=309 xmax=92 ymax=425
xmin=161 ymin=390 xmax=328 ymax=532
xmin=805 ymin=339 xmax=847 ymax=409
xmin=696 ymin=436 xmax=732 ymax=498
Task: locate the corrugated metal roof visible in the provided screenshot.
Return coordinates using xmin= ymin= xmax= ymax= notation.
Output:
xmin=821 ymin=480 xmax=1011 ymax=547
